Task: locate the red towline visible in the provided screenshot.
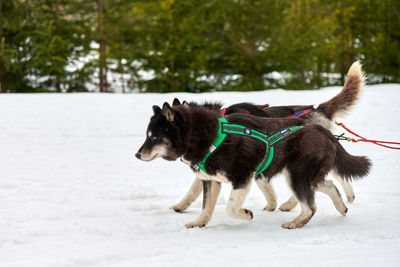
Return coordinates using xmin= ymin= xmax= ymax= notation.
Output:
xmin=335 ymin=121 xmax=400 ymax=150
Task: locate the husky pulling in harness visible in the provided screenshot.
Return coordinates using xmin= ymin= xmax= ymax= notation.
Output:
xmin=168 ymin=61 xmax=365 ymax=222
xmin=136 ymin=100 xmax=371 ymax=228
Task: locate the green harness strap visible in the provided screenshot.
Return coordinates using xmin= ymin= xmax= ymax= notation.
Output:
xmin=197 ymin=117 xmax=303 ymax=176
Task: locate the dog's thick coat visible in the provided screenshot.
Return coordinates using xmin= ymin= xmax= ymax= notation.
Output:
xmin=170 ymin=61 xmax=365 ymax=217
xmin=136 ymin=100 xmax=371 ymax=228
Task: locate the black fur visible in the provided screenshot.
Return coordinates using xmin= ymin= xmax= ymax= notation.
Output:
xmin=202 ymin=180 xmax=211 ymax=209
xmin=137 ymin=104 xmax=371 ymax=228
xmin=136 ymin=62 xmax=368 ymax=228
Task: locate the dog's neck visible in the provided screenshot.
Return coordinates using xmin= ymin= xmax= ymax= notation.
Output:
xmin=178 ymin=106 xmax=219 ymax=165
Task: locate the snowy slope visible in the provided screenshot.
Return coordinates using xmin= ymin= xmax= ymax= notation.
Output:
xmin=0 ymin=84 xmax=399 ymax=267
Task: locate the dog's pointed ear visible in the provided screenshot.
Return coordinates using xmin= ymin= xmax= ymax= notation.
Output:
xmin=182 ymin=100 xmax=190 ymax=108
xmin=162 ymin=102 xmax=175 ymax=122
xmin=152 ymin=105 xmax=161 ymax=114
xmin=172 ymin=98 xmax=181 ymax=106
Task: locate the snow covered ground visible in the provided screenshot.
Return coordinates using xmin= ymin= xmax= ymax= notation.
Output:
xmin=1 ymin=84 xmax=400 ymax=267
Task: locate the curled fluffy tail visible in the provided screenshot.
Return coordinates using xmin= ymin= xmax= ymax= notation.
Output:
xmin=317 ymin=61 xmax=366 ymax=119
xmin=334 ymin=141 xmax=371 ymax=181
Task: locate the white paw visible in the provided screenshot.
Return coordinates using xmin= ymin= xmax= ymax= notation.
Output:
xmin=279 ymin=203 xmax=296 ymax=212
xmin=282 ymin=221 xmax=300 ymax=229
xmin=185 ymin=219 xmax=208 ymax=228
xmin=339 ymin=205 xmax=348 ymax=216
xmin=170 ymin=203 xmax=187 ymax=213
xmin=347 ymin=195 xmax=355 ymax=203
xmin=243 ymin=209 xmax=254 ymax=220
xmin=263 ymin=204 xmax=276 ymax=212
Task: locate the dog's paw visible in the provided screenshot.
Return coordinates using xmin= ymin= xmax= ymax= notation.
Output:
xmin=243 ymin=209 xmax=253 ymax=220
xmin=281 ymin=221 xmax=301 ymax=229
xmin=347 ymin=195 xmax=355 ymax=203
xmin=170 ymin=204 xmax=186 ymax=213
xmin=263 ymin=204 xmax=276 ymax=212
xmin=185 ymin=220 xmax=207 ymax=228
xmin=333 ymin=200 xmax=348 ymax=216
xmin=339 ymin=205 xmax=348 ymax=216
xmin=279 ymin=202 xmax=297 ymax=212
xmin=279 ymin=206 xmax=292 ymax=212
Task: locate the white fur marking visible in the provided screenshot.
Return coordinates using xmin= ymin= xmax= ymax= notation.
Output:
xmin=282 ymin=201 xmax=314 ymax=229
xmin=140 ymin=144 xmax=168 ymax=161
xmin=170 ymin=177 xmax=203 ymax=212
xmin=255 ymin=176 xmax=277 ymax=211
xmin=226 ymin=180 xmax=253 ymax=220
xmin=316 ymin=180 xmax=347 ymax=216
xmin=196 ymin=171 xmax=230 ymax=183
xmin=185 ymin=181 xmax=221 ymax=228
xmin=332 ymin=171 xmax=355 ymax=203
xmin=180 ymin=156 xmax=192 ymax=167
xmin=279 ymin=196 xmax=298 ymax=211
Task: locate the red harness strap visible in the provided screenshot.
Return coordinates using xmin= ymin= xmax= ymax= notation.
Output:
xmin=219 ymin=108 xmax=227 ymax=117
xmin=335 ymin=121 xmax=400 ymax=150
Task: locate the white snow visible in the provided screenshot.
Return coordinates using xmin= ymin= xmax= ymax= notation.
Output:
xmin=1 ymin=84 xmax=400 ymax=267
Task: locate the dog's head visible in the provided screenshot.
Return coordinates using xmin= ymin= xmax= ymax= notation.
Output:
xmin=136 ymin=102 xmax=186 ymax=162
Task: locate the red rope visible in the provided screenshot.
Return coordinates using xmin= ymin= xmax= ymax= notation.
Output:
xmin=335 ymin=121 xmax=400 ymax=150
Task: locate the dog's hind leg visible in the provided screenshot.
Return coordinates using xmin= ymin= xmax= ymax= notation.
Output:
xmin=282 ymin=200 xmax=316 ymax=229
xmin=279 ymin=170 xmax=298 ymax=211
xmin=255 ymin=176 xmax=277 ymax=211
xmin=226 ymin=179 xmax=253 ymax=220
xmin=333 ymin=172 xmax=355 ymax=203
xmin=282 ymin=169 xmax=316 ymax=229
xmin=315 ymin=180 xmax=348 ymax=216
xmin=185 ymin=181 xmax=221 ymax=228
xmin=170 ymin=177 xmax=203 ymax=213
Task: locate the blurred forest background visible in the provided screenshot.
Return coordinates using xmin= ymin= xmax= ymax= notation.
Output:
xmin=0 ymin=0 xmax=399 ymax=93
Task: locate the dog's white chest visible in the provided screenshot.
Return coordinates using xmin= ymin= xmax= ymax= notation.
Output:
xmin=195 ymin=170 xmax=230 ymax=183
xmin=180 ymin=156 xmax=230 ymax=183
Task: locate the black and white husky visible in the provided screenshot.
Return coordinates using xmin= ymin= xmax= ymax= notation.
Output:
xmin=136 ymin=63 xmax=371 ymax=229
xmin=169 ymin=61 xmax=365 ymax=218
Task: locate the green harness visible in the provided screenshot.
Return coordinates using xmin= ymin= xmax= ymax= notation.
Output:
xmin=197 ymin=117 xmax=303 ymax=175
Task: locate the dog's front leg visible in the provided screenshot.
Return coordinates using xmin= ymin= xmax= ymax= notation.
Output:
xmin=255 ymin=177 xmax=277 ymax=211
xmin=170 ymin=177 xmax=203 ymax=213
xmin=226 ymin=180 xmax=253 ymax=220
xmin=185 ymin=180 xmax=221 ymax=228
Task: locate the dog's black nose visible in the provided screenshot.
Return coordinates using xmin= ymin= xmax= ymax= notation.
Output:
xmin=135 ymin=152 xmax=141 ymax=159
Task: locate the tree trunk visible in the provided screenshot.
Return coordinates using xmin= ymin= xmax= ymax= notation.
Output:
xmin=55 ymin=77 xmax=61 ymax=93
xmin=55 ymin=0 xmax=60 ymax=22
xmin=117 ymin=45 xmax=126 ymax=93
xmin=55 ymin=0 xmax=61 ymax=93
xmin=296 ymin=0 xmax=300 ymax=17
xmin=96 ymin=0 xmax=107 ymax=93
xmin=0 ymin=0 xmax=5 ymax=93
xmin=305 ymin=0 xmax=309 ymax=17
